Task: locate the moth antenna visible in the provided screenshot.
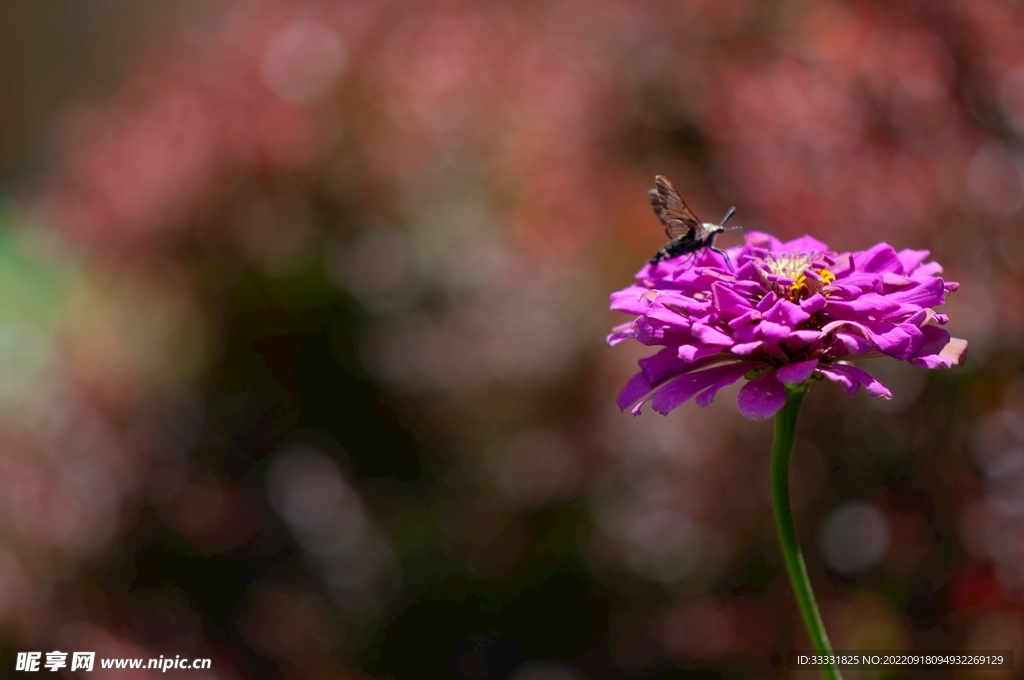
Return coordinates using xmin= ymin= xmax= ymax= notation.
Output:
xmin=720 ymin=206 xmax=736 ymax=225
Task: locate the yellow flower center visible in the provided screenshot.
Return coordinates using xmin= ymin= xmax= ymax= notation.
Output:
xmin=761 ymin=253 xmax=835 ymax=302
xmin=765 ymin=253 xmax=813 ymax=280
xmin=789 ymin=268 xmax=835 ymax=301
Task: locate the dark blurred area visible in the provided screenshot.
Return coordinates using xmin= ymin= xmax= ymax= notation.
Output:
xmin=0 ymin=1 xmax=1020 ymax=678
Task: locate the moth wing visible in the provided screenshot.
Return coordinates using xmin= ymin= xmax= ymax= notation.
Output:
xmin=649 ymin=175 xmax=701 ymax=240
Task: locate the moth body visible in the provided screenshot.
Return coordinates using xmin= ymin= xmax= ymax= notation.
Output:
xmin=646 ymin=176 xmax=736 ymax=267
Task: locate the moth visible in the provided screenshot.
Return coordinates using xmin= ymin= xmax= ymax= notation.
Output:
xmin=648 ymin=175 xmax=737 ymax=266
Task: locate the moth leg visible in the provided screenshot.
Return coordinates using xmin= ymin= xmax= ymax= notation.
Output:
xmin=711 ymin=246 xmax=734 ymax=272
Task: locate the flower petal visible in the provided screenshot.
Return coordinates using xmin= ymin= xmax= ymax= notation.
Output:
xmin=824 ymin=294 xmax=902 ymax=318
xmin=832 ymin=332 xmax=873 ymax=355
xmin=776 ymin=359 xmax=819 ymax=385
xmin=856 ymin=243 xmax=902 ymax=274
xmin=695 ymin=363 xmax=755 ymax=407
xmin=778 ymin=235 xmax=830 ymax=254
xmin=737 ymin=370 xmax=787 ymax=420
xmin=731 ymin=341 xmax=763 ymax=355
xmin=800 ymin=294 xmax=827 ymax=314
xmin=610 ymin=287 xmax=654 ymax=314
xmin=901 ymin=308 xmax=935 ymax=329
xmin=909 ymin=261 xmax=943 ymax=281
xmin=763 ymin=299 xmax=810 ymax=326
xmin=620 ymin=352 xmax=739 ymax=411
xmin=639 ymin=347 xmax=692 ymax=384
xmin=727 ymin=309 xmax=761 ymax=328
xmin=634 ymin=316 xmax=689 ymax=345
xmin=692 ymin=322 xmax=735 ymax=346
xmin=820 ymin=319 xmax=915 ymax=359
xmin=652 ymin=362 xmax=754 ymax=414
xmin=884 ymin=276 xmax=946 ymax=309
xmin=679 ymin=343 xmax=727 ymax=362
xmin=909 ymin=325 xmax=968 ymax=369
xmin=940 ymin=337 xmax=969 ymax=366
xmin=897 ymin=248 xmax=931 ymax=273
xmin=755 ymin=292 xmax=778 ymax=313
xmin=817 ymin=367 xmax=856 ymax=396
xmin=607 ymin=322 xmax=635 ymax=346
xmin=782 ymin=330 xmax=824 ymax=352
xmin=821 ymin=364 xmax=892 ymax=399
xmin=757 ymin=320 xmax=792 ymax=340
xmin=618 ymin=370 xmax=656 ymax=411
xmin=711 ymin=281 xmax=753 ymax=314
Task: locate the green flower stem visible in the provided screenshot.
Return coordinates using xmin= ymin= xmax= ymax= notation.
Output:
xmin=771 ymin=385 xmax=842 ymax=680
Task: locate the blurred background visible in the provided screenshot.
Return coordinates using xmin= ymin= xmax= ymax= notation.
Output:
xmin=0 ymin=1 xmax=1020 ymax=678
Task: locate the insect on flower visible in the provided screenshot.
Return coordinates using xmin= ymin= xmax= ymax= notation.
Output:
xmin=608 ymin=231 xmax=968 ymax=420
xmin=648 ymin=175 xmax=739 ymax=266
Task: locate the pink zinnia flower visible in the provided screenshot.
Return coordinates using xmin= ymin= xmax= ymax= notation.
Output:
xmin=609 ymin=233 xmax=967 ymax=419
